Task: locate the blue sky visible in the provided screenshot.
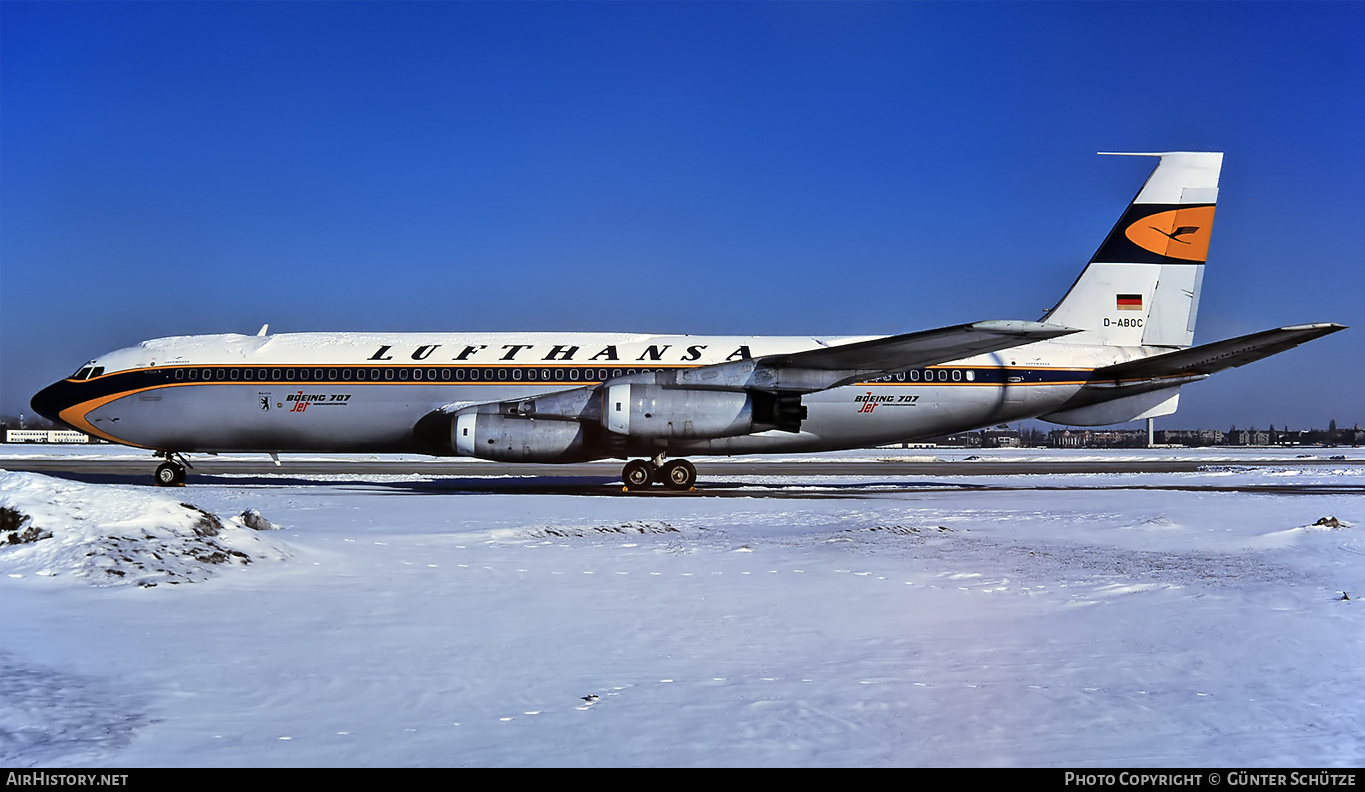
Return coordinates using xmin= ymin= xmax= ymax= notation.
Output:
xmin=2 ymin=1 xmax=1361 ymax=431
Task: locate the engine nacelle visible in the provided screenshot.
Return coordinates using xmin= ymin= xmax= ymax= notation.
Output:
xmin=601 ymin=384 xmax=803 ymax=440
xmin=453 ymin=412 xmax=587 ymax=462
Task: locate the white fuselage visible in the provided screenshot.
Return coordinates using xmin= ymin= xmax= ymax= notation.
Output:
xmin=41 ymin=330 xmax=1155 ymax=457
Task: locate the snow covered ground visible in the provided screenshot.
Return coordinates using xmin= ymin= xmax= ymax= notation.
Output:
xmin=2 ymin=442 xmax=1361 ymax=465
xmin=2 ymin=447 xmax=1363 ymax=767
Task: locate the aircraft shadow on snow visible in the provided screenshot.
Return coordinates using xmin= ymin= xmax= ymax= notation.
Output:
xmin=29 ymin=470 xmax=987 ymax=496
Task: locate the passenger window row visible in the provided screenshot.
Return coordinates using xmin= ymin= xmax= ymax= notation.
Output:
xmin=166 ymin=366 xmax=662 ymax=383
xmin=97 ymin=364 xmax=1001 ymax=385
xmin=139 ymin=365 xmax=997 ymax=385
xmin=868 ymin=369 xmax=977 ymax=383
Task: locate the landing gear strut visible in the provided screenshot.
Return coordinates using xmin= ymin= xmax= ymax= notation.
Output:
xmin=153 ymin=451 xmax=190 ymax=487
xmin=621 ymin=456 xmax=697 ymax=491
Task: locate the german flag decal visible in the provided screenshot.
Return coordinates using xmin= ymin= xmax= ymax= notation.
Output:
xmin=1117 ymin=293 xmax=1143 ymax=311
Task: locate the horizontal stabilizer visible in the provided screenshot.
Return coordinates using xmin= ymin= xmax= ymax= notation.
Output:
xmin=1092 ymin=323 xmax=1347 ymax=382
xmin=1042 ymin=385 xmax=1185 ymax=426
xmin=762 ymin=321 xmax=1079 ymax=372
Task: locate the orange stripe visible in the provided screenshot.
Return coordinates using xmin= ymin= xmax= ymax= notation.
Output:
xmin=58 ymin=386 xmax=166 ymax=448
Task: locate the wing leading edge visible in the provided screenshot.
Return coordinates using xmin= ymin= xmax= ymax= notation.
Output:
xmin=760 ymin=320 xmax=1080 ymax=374
xmin=675 ymin=320 xmax=1081 ymax=393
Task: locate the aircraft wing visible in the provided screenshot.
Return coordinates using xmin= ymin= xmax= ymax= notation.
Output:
xmin=442 ymin=320 xmax=1081 ymax=427
xmin=758 ymin=320 xmax=1080 ymax=372
xmin=669 ymin=320 xmax=1081 ymax=392
xmin=1091 ymin=323 xmax=1347 ymax=383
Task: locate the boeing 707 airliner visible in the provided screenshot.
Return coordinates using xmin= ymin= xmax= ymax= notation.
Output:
xmin=31 ymin=152 xmax=1345 ymax=488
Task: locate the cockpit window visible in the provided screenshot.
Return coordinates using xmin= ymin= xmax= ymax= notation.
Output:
xmin=89 ymin=367 xmax=105 ymax=378
xmin=72 ymin=367 xmax=93 ymax=380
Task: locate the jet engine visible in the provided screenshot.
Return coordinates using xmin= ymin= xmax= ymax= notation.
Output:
xmin=602 ymin=384 xmax=804 ymax=439
xmin=453 ymin=412 xmax=587 ymax=462
xmin=450 ymin=384 xmax=805 ymax=461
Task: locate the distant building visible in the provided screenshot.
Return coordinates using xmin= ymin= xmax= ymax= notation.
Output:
xmin=933 ymin=432 xmax=983 ymax=448
xmin=893 ymin=422 xmax=1360 ymax=450
xmin=1157 ymin=429 xmax=1223 ymax=447
xmin=980 ymin=429 xmax=1021 ymax=448
xmin=1229 ymin=428 xmax=1272 ymax=446
xmin=1047 ymin=429 xmax=1147 ymax=448
xmin=4 ymin=429 xmax=94 ymax=444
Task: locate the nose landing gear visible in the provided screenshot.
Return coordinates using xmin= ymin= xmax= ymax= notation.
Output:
xmin=621 ymin=456 xmax=697 ymax=491
xmin=152 ymin=451 xmax=191 ymax=487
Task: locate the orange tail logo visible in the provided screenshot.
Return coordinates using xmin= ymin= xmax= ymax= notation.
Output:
xmin=1124 ymin=205 xmax=1216 ymax=262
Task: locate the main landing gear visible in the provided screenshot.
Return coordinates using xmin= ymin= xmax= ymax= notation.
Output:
xmin=621 ymin=456 xmax=697 ymax=492
xmin=153 ymin=451 xmax=191 ymax=487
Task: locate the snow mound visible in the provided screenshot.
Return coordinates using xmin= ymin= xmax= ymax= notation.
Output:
xmin=527 ymin=520 xmax=684 ymax=539
xmin=1297 ymin=515 xmax=1353 ymax=533
xmin=233 ymin=508 xmax=281 ymax=531
xmin=1309 ymin=515 xmax=1351 ymax=529
xmin=830 ymin=524 xmax=957 ymax=542
xmin=0 ymin=471 xmax=289 ymax=587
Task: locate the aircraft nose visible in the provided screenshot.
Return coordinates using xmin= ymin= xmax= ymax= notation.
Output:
xmin=31 ymin=380 xmax=77 ymax=428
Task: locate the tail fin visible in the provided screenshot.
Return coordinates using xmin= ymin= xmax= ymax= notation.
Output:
xmin=1042 ymin=152 xmax=1223 ymax=347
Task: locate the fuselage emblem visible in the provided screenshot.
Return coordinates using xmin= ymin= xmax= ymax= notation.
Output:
xmin=287 ymin=392 xmax=352 ymax=413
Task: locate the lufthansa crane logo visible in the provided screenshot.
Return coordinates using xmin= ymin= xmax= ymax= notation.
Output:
xmin=1150 ymin=225 xmax=1200 ymax=244
xmin=1124 ymin=206 xmax=1215 ymax=262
